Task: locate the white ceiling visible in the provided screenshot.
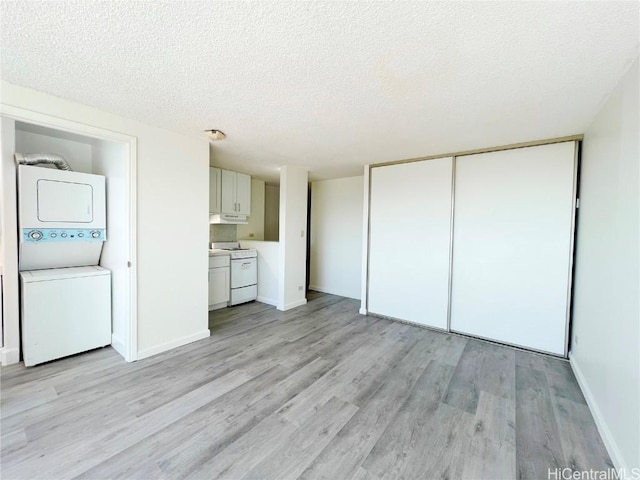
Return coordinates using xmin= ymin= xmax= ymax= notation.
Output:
xmin=1 ymin=1 xmax=638 ymax=183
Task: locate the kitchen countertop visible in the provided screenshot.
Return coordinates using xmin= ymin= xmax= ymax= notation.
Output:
xmin=209 ymin=249 xmax=231 ymax=257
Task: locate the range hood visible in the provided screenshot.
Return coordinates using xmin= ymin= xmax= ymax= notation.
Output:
xmin=209 ymin=213 xmax=248 ymax=225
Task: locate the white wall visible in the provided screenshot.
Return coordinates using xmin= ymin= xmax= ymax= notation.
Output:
xmin=0 ymin=117 xmax=19 ymax=364
xmin=92 ymin=140 xmax=130 ymax=357
xmin=239 ymin=240 xmax=279 ymax=306
xmin=571 ymin=57 xmax=639 ymax=470
xmin=360 ymin=166 xmax=370 ymax=314
xmin=1 ymin=81 xmax=210 ymax=361
xmin=237 ymin=179 xmax=265 ymax=241
xmin=264 ymin=184 xmax=280 ymax=241
xmin=278 ymin=165 xmax=308 ymax=311
xmin=310 ymin=176 xmax=363 ymax=299
xmin=15 ymin=129 xmax=93 ymax=173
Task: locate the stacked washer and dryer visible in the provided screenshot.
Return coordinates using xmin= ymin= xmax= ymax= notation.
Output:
xmin=16 ymin=155 xmax=111 ymax=367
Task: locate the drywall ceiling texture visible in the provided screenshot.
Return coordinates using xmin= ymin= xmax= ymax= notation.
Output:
xmin=1 ymin=1 xmax=638 ymax=183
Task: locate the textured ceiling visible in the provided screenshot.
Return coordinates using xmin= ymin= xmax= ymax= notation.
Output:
xmin=1 ymin=1 xmax=638 ymax=183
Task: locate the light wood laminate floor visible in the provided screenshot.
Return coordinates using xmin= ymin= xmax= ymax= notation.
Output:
xmin=1 ymin=292 xmax=612 ymax=479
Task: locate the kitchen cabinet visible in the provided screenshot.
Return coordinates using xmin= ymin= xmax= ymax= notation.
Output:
xmin=209 ymin=167 xmax=221 ymax=214
xmin=208 ymin=255 xmax=230 ymax=310
xmin=221 ymin=170 xmax=251 ymax=215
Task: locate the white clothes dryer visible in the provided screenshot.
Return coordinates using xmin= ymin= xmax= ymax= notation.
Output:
xmin=17 ymin=164 xmax=107 ymax=270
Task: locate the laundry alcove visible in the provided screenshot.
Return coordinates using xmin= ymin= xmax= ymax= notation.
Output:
xmin=0 ymin=111 xmax=138 ymax=364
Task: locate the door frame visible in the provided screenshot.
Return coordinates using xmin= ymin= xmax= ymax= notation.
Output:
xmin=0 ymin=104 xmax=138 ymax=362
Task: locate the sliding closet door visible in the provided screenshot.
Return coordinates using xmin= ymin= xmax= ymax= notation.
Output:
xmin=450 ymin=142 xmax=576 ymax=355
xmin=368 ymin=158 xmax=453 ymax=329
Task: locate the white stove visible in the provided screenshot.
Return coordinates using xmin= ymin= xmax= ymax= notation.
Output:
xmin=211 ymin=242 xmax=257 ymax=259
xmin=211 ymin=242 xmax=258 ymax=305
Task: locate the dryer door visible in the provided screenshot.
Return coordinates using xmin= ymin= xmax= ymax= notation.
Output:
xmin=37 ymin=179 xmax=93 ymax=223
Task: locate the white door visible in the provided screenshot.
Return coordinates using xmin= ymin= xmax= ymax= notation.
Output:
xmin=221 ymin=169 xmax=236 ymax=214
xmin=236 ymin=173 xmax=251 ymax=215
xmin=450 ymin=142 xmax=576 ymax=355
xmin=209 ymin=167 xmax=221 ymax=214
xmin=209 ymin=267 xmax=230 ymax=305
xmin=230 ymin=258 xmax=257 ymax=288
xmin=368 ymin=157 xmax=453 ymax=329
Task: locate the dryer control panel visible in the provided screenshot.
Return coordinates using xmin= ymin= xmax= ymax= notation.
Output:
xmin=22 ymin=228 xmax=107 ymax=243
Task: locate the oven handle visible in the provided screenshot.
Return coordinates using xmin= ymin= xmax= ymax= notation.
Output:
xmin=231 ymin=258 xmax=256 ymax=266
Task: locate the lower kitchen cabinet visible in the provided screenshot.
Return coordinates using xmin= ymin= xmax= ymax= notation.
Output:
xmin=208 ymin=255 xmax=230 ymax=310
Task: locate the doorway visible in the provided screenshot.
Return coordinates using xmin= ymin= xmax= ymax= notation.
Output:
xmin=0 ymin=107 xmax=138 ymax=363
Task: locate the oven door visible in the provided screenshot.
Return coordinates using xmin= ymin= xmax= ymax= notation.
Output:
xmin=230 ymin=257 xmax=257 ymax=288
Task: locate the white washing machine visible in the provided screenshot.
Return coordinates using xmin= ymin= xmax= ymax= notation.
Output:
xmin=16 ymin=162 xmax=111 ymax=366
xmin=17 ymin=164 xmax=107 ymax=271
xmin=20 ymin=266 xmax=111 ymax=367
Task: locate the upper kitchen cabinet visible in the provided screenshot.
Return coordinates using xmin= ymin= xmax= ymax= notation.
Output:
xmin=209 ymin=167 xmax=221 ymax=214
xmin=221 ymin=169 xmax=251 ymax=215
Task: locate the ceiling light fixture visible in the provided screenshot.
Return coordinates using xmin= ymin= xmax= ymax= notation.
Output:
xmin=205 ymin=129 xmax=226 ymax=141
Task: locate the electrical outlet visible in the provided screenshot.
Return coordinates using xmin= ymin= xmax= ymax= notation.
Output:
xmin=574 ymin=335 xmax=579 ymax=346
xmin=298 ymin=286 xmax=303 ymax=291
xmin=249 ymin=233 xmax=254 ymax=238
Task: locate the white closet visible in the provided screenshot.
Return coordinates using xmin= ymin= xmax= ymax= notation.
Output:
xmin=368 ymin=157 xmax=453 ymax=330
xmin=450 ymin=142 xmax=576 ymax=355
xmin=365 ymin=141 xmax=577 ymax=356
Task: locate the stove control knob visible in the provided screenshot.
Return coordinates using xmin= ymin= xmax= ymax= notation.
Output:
xmin=61 ymin=233 xmax=68 ymax=238
xmin=50 ymin=233 xmax=57 ymax=238
xmin=91 ymin=230 xmax=101 ymax=238
xmin=78 ymin=233 xmax=84 ymax=238
xmin=29 ymin=230 xmax=43 ymax=241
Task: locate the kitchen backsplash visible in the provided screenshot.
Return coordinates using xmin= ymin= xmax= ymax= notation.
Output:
xmin=210 ymin=224 xmax=237 ymax=243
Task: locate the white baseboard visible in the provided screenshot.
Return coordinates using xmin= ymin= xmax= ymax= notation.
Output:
xmin=359 ymin=307 xmax=368 ymax=315
xmin=277 ymin=298 xmax=307 ymax=311
xmin=111 ymin=334 xmax=127 ymax=361
xmin=570 ymin=355 xmax=625 ymax=470
xmin=0 ymin=347 xmax=19 ymax=365
xmin=137 ymin=329 xmax=210 ymax=361
xmin=308 ymin=285 xmax=360 ymax=301
xmin=208 ymin=301 xmax=227 ymax=311
xmin=257 ymin=296 xmax=277 ymax=306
